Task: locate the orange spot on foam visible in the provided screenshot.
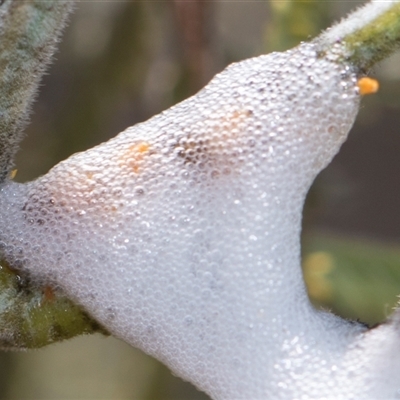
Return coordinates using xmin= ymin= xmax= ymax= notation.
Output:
xmin=357 ymin=77 xmax=379 ymax=95
xmin=136 ymin=142 xmax=150 ymax=153
xmin=120 ymin=141 xmax=150 ymax=173
xmin=222 ymin=109 xmax=253 ymax=130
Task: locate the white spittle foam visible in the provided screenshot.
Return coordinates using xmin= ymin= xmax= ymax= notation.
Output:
xmin=1 ymin=42 xmax=400 ymax=399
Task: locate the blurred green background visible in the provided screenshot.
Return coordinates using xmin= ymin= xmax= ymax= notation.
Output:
xmin=1 ymin=0 xmax=400 ymax=398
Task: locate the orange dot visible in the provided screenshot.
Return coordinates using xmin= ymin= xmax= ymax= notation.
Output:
xmin=357 ymin=77 xmax=379 ymax=95
xmin=10 ymin=169 xmax=17 ymax=179
xmin=120 ymin=142 xmax=150 ymax=173
xmin=136 ymin=142 xmax=149 ymax=153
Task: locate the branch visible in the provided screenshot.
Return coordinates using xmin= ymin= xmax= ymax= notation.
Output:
xmin=0 ymin=259 xmax=107 ymax=350
xmin=315 ymin=0 xmax=400 ymax=71
xmin=0 ymin=0 xmax=74 ymax=182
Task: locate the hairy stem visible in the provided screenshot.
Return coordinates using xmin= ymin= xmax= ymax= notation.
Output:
xmin=315 ymin=0 xmax=400 ymax=71
xmin=0 ymin=0 xmax=74 ymax=182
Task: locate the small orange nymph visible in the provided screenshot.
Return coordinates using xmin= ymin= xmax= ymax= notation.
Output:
xmin=357 ymin=77 xmax=379 ymax=95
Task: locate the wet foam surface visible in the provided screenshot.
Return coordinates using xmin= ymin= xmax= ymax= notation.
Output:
xmin=1 ymin=43 xmax=397 ymax=399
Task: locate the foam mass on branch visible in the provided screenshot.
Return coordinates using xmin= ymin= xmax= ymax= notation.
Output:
xmin=0 ymin=0 xmax=399 ymax=399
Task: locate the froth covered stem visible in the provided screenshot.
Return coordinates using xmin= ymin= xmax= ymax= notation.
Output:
xmin=316 ymin=1 xmax=400 ymax=71
xmin=0 ymin=0 xmax=74 ymax=182
xmin=0 ymin=260 xmax=107 ymax=350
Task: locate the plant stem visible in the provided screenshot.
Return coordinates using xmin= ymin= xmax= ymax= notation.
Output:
xmin=315 ymin=1 xmax=400 ymax=71
xmin=0 ymin=0 xmax=74 ymax=182
xmin=0 ymin=260 xmax=108 ymax=350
